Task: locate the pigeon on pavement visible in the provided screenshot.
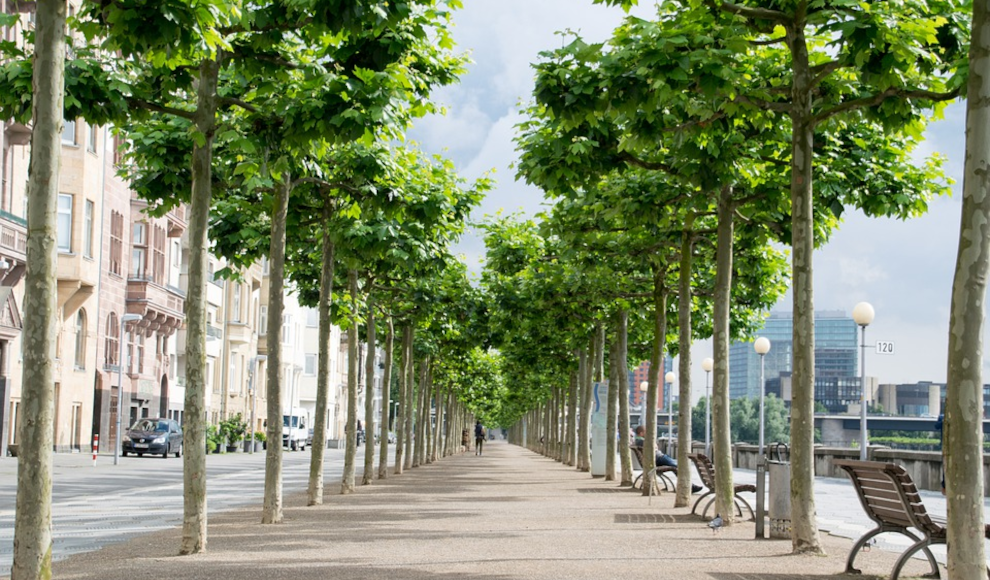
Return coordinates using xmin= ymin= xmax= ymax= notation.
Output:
xmin=708 ymin=513 xmax=723 ymax=534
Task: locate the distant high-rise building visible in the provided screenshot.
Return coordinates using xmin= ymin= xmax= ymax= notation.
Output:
xmin=729 ymin=311 xmax=857 ymax=400
xmin=627 ymin=357 xmax=674 ymax=423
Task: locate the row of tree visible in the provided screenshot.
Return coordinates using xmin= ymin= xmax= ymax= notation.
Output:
xmin=1 ymin=2 xmax=510 ymax=579
xmin=483 ymin=1 xmax=989 ymax=579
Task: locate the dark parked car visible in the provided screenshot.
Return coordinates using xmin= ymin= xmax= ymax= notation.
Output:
xmin=122 ymin=418 xmax=183 ymax=458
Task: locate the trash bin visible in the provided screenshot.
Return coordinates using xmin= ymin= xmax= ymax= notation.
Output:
xmin=768 ymin=443 xmax=791 ymax=539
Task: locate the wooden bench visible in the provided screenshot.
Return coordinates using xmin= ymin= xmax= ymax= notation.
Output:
xmin=686 ymin=453 xmax=755 ymax=519
xmin=834 ymin=459 xmax=990 ymax=580
xmin=630 ymin=445 xmax=676 ymax=492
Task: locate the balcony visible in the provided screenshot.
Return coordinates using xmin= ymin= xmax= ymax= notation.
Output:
xmin=166 ymin=205 xmax=186 ymax=237
xmin=206 ymin=324 xmax=223 ymax=340
xmin=226 ymin=321 xmax=252 ymax=344
xmin=126 ymin=277 xmax=185 ymax=336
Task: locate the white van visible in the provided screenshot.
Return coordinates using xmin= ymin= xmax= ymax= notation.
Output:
xmin=282 ymin=407 xmax=309 ymax=451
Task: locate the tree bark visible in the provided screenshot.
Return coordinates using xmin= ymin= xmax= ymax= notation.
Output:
xmin=786 ymin=21 xmax=825 ymax=555
xmin=617 ymin=309 xmax=633 ymax=486
xmin=605 ymin=334 xmax=618 ymax=481
xmin=565 ymin=369 xmax=577 ymax=466
xmin=307 ymin=218 xmax=335 ymax=505
xmin=712 ymin=187 xmax=735 ymax=521
xmin=402 ymin=331 xmax=415 ymax=471
xmin=362 ymin=292 xmax=377 ymax=485
xmin=945 ymin=5 xmax=990 ymax=576
xmin=394 ymin=325 xmax=411 ymax=474
xmin=675 ymin=221 xmax=695 ymax=507
xmin=576 ymin=348 xmax=590 ymax=471
xmin=643 ymin=263 xmax=667 ymax=496
xmin=180 ymin=55 xmax=220 ymax=552
xmin=341 ymin=269 xmax=359 ymax=494
xmin=261 ymin=173 xmax=290 ymax=524
xmin=378 ymin=317 xmax=393 ymax=479
xmin=11 ymin=1 xmax=64 ymax=576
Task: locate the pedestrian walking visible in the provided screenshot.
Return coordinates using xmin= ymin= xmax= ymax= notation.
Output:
xmin=475 ymin=422 xmax=485 ymax=456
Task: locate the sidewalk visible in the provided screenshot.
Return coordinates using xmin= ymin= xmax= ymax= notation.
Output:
xmin=31 ymin=441 xmax=927 ymax=580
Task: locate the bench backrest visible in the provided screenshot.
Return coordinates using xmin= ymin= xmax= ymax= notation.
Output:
xmin=833 ymin=459 xmax=939 ymax=536
xmin=630 ymin=445 xmax=646 ymax=470
xmin=688 ymin=453 xmax=716 ymax=490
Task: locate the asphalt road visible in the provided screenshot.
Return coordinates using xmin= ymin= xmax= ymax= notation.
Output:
xmin=0 ymin=446 xmax=353 ymax=576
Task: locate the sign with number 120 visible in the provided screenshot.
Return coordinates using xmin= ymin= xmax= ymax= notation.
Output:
xmin=875 ymin=341 xmax=894 ymax=355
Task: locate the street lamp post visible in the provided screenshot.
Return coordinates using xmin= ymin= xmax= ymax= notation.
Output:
xmin=664 ymin=372 xmax=675 ymax=457
xmin=853 ymin=301 xmax=875 ymax=460
xmin=753 ymin=336 xmax=771 ymax=540
xmin=248 ymin=354 xmax=267 ymax=455
xmin=701 ymin=357 xmax=713 ymax=457
xmin=114 ymin=313 xmax=143 ymax=466
xmin=638 ymin=380 xmax=649 ymax=426
xmin=754 ymin=337 xmax=771 ymax=457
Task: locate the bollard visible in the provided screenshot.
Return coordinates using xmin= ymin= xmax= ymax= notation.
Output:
xmin=755 ymin=455 xmax=766 ymax=539
xmin=92 ymin=433 xmax=100 ymax=466
xmin=768 ymin=443 xmax=791 ymax=539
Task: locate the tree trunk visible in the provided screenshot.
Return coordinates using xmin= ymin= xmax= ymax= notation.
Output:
xmin=179 ymin=56 xmax=220 ymax=552
xmin=394 ymin=325 xmax=411 ymax=474
xmin=617 ymin=309 xmax=633 ymax=486
xmin=402 ymin=332 xmax=415 ymax=470
xmin=675 ymin=221 xmax=695 ymax=507
xmin=361 ymin=293 xmax=377 ymax=485
xmin=565 ymin=370 xmax=577 ymax=466
xmin=432 ymin=381 xmax=443 ymax=462
xmin=307 ymin=219 xmax=335 ymax=505
xmin=261 ymin=174 xmax=290 ymax=524
xmin=711 ymin=186 xmax=736 ymax=521
xmin=945 ymin=6 xmax=990 ymax=576
xmin=378 ymin=317 xmax=394 ymax=479
xmin=576 ymin=348 xmax=590 ymax=471
xmin=11 ymin=1 xmax=64 ymax=576
xmin=414 ymin=358 xmax=428 ymax=467
xmin=341 ymin=269 xmax=359 ymax=494
xmin=787 ymin=22 xmax=824 ymax=555
xmin=605 ymin=334 xmax=618 ymax=481
xmin=643 ymin=263 xmax=667 ymax=496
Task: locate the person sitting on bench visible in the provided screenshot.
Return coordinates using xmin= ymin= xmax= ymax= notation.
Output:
xmin=633 ymin=425 xmax=702 ymax=493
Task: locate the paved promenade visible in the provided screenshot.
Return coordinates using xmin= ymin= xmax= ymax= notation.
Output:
xmin=5 ymin=441 xmax=946 ymax=580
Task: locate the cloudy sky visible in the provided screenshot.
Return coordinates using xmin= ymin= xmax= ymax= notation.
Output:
xmin=408 ymin=1 xmax=970 ymax=401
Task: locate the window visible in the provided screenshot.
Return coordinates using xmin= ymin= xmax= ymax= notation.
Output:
xmin=83 ymin=199 xmax=94 ymax=258
xmin=281 ymin=314 xmax=292 ymax=345
xmin=306 ymin=308 xmax=318 ymax=327
xmin=305 ymin=354 xmax=317 ymax=376
xmin=105 ymin=312 xmax=118 ymax=367
xmin=259 ymin=305 xmax=267 ymax=335
xmin=112 ymin=134 xmax=125 ymax=166
xmin=109 ymin=211 xmax=123 ymax=276
xmin=207 ymin=357 xmax=217 ymax=393
xmin=87 ymin=124 xmax=97 ymax=153
xmin=74 ymin=309 xmax=87 ymax=369
xmin=232 ymin=284 xmax=241 ymax=322
xmin=62 ymin=118 xmax=76 ymax=145
xmin=131 ymin=222 xmax=146 ymax=278
xmin=57 ymin=194 xmax=72 ymax=252
xmin=152 ymin=225 xmax=165 ymax=284
xmin=136 ymin=332 xmax=145 ymax=374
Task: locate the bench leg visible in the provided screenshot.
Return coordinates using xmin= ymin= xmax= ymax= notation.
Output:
xmin=733 ymin=494 xmax=755 ymax=520
xmin=846 ymin=527 xmax=885 ymax=575
xmin=691 ymin=492 xmax=712 ymax=516
xmin=892 ymin=536 xmax=940 ymax=580
xmin=701 ymin=497 xmax=718 ymax=519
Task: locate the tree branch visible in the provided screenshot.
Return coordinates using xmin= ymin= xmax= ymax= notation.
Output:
xmin=749 ymin=36 xmax=786 ymax=46
xmin=618 ymin=151 xmax=675 ymax=174
xmin=218 ymin=96 xmax=259 ymax=113
xmin=733 ymin=94 xmax=792 ymax=113
xmin=127 ymin=98 xmax=196 ymax=121
xmin=716 ymin=0 xmax=790 ymax=24
xmin=813 ymin=87 xmax=961 ymax=125
xmin=809 ymin=60 xmax=845 ymax=89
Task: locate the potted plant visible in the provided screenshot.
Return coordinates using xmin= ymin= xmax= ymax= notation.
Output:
xmin=206 ymin=424 xmax=221 ymax=454
xmin=253 ymin=430 xmax=266 ymax=452
xmin=219 ymin=414 xmax=247 ymax=453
